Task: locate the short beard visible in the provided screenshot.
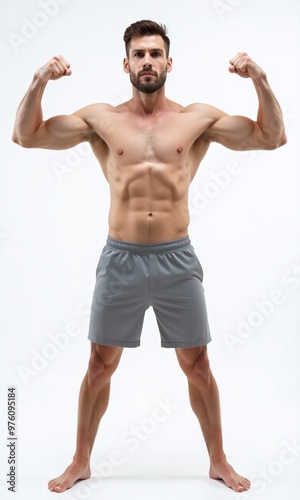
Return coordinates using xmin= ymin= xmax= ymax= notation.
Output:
xmin=129 ymin=69 xmax=168 ymax=94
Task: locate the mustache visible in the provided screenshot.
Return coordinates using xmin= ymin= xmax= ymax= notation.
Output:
xmin=138 ymin=68 xmax=158 ymax=77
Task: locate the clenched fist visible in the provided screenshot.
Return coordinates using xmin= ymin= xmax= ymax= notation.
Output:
xmin=229 ymin=53 xmax=266 ymax=80
xmin=35 ymin=55 xmax=72 ymax=82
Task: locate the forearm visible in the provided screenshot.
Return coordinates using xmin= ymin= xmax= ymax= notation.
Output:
xmin=12 ymin=74 xmax=47 ymax=146
xmin=253 ymin=75 xmax=287 ymax=147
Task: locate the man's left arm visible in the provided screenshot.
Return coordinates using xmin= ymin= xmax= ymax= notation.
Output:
xmin=205 ymin=53 xmax=287 ymax=151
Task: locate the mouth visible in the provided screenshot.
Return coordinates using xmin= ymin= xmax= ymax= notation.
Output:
xmin=140 ymin=72 xmax=156 ymax=77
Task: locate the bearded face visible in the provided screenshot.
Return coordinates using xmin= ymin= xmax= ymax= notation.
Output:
xmin=124 ymin=35 xmax=172 ymax=95
xmin=129 ymin=66 xmax=168 ymax=94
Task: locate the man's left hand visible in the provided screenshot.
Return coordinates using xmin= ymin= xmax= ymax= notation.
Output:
xmin=229 ymin=53 xmax=266 ymax=80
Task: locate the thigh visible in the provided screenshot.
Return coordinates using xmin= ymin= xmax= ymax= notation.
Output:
xmin=88 ymin=245 xmax=149 ymax=347
xmin=153 ymin=247 xmax=211 ymax=348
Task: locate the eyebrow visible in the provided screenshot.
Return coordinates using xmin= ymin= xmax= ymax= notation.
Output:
xmin=132 ymin=48 xmax=164 ymax=53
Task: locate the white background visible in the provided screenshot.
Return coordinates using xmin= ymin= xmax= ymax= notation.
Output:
xmin=1 ymin=0 xmax=300 ymax=499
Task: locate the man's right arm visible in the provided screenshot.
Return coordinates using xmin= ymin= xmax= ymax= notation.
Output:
xmin=12 ymin=55 xmax=92 ymax=150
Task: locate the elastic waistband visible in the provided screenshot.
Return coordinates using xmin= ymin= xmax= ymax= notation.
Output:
xmin=106 ymin=235 xmax=191 ymax=254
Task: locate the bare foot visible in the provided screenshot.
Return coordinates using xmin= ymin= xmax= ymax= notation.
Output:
xmin=209 ymin=460 xmax=251 ymax=493
xmin=48 ymin=459 xmax=91 ymax=493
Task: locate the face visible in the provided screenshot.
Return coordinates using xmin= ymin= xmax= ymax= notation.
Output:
xmin=123 ymin=35 xmax=172 ymax=94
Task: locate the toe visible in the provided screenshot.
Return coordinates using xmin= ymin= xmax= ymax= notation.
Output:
xmin=54 ymin=481 xmax=69 ymax=493
xmin=232 ymin=482 xmax=244 ymax=492
xmin=228 ymin=479 xmax=246 ymax=492
xmin=241 ymin=478 xmax=251 ymax=490
xmin=48 ymin=478 xmax=60 ymax=490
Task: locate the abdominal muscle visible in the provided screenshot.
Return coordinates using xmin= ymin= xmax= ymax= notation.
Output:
xmin=107 ymin=161 xmax=190 ymax=243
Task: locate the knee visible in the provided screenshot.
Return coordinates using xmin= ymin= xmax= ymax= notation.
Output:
xmin=180 ymin=348 xmax=211 ymax=385
xmin=193 ymin=350 xmax=211 ymax=383
xmin=88 ymin=346 xmax=121 ymax=382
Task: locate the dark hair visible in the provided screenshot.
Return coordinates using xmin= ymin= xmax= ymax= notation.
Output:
xmin=123 ymin=20 xmax=170 ymax=57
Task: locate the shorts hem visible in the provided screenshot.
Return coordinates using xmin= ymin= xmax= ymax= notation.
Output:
xmin=88 ymin=336 xmax=140 ymax=348
xmin=161 ymin=338 xmax=212 ymax=348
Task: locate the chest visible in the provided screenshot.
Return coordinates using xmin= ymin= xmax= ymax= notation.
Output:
xmin=94 ymin=112 xmax=206 ymax=164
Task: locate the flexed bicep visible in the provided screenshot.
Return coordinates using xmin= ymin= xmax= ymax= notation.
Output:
xmin=12 ymin=56 xmax=95 ymax=150
xmin=206 ymin=114 xmax=266 ymax=151
xmin=201 ymin=51 xmax=286 ymax=151
xmin=31 ymin=113 xmax=93 ymax=150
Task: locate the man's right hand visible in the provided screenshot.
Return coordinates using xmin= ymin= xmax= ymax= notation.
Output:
xmin=35 ymin=55 xmax=72 ymax=82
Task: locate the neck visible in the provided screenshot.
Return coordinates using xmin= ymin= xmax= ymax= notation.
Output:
xmin=130 ymin=86 xmax=169 ymax=115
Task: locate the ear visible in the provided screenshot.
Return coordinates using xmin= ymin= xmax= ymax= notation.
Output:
xmin=166 ymin=57 xmax=173 ymax=73
xmin=123 ymin=57 xmax=130 ymax=74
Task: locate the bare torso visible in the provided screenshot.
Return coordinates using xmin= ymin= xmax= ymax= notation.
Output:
xmin=12 ymin=51 xmax=285 ymax=246
xmin=83 ymin=99 xmax=213 ymax=243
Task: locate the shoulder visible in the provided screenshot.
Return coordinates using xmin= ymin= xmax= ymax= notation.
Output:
xmin=185 ymin=103 xmax=233 ymax=142
xmin=73 ymin=103 xmax=119 ymax=119
xmin=182 ymin=102 xmax=228 ymax=120
xmin=180 ymin=103 xmax=229 ymax=142
xmin=73 ymin=103 xmax=122 ymax=143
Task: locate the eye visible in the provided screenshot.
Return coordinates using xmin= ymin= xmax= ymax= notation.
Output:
xmin=151 ymin=51 xmax=161 ymax=58
xmin=135 ymin=52 xmax=144 ymax=58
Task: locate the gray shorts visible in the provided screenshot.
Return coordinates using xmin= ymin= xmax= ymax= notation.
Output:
xmin=88 ymin=236 xmax=212 ymax=348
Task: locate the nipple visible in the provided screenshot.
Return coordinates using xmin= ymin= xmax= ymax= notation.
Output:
xmin=117 ymin=149 xmax=124 ymax=155
xmin=177 ymin=147 xmax=183 ymax=153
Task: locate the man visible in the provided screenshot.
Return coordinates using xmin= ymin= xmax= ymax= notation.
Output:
xmin=12 ymin=20 xmax=286 ymax=494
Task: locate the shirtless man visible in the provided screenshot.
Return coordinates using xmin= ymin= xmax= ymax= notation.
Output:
xmin=12 ymin=20 xmax=286 ymax=494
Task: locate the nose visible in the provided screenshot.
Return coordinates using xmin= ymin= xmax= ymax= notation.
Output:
xmin=143 ymin=54 xmax=153 ymax=67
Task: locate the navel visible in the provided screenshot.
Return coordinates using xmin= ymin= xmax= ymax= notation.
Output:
xmin=117 ymin=148 xmax=124 ymax=155
xmin=177 ymin=147 xmax=183 ymax=153
xmin=148 ymin=212 xmax=153 ymax=217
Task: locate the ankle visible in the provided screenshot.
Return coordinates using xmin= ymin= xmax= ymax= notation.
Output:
xmin=210 ymin=452 xmax=227 ymax=465
xmin=72 ymin=453 xmax=90 ymax=466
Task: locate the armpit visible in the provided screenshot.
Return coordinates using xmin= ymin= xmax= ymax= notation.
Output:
xmin=196 ymin=130 xmax=214 ymax=144
xmin=85 ymin=130 xmax=104 ymax=145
